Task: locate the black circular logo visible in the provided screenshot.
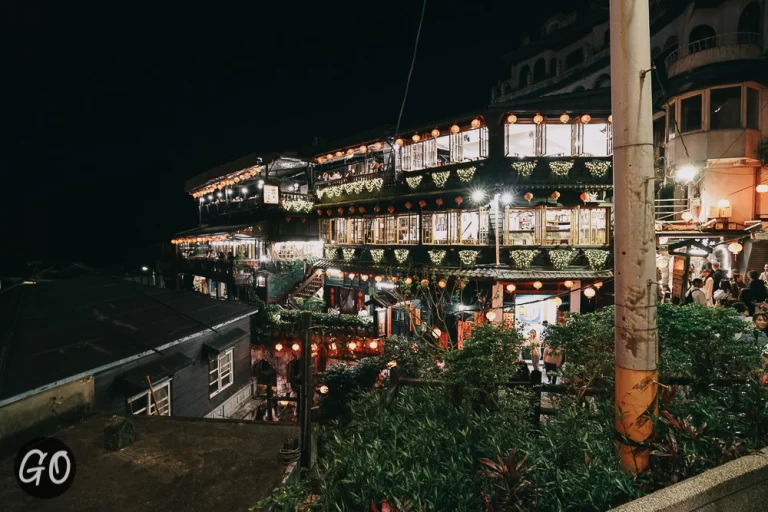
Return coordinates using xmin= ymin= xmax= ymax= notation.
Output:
xmin=14 ymin=437 xmax=76 ymax=499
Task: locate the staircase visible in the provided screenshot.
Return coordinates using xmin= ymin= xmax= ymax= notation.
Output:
xmin=282 ymin=271 xmax=324 ymax=309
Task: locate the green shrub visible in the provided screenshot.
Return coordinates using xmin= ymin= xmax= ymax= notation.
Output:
xmin=318 ymin=357 xmax=386 ymax=419
xmin=103 ymin=417 xmax=139 ymax=451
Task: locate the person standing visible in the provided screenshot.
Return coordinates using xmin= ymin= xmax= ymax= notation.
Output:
xmin=302 ymin=258 xmax=311 ymax=279
xmin=686 ymin=278 xmax=708 ymax=306
xmin=713 ymin=280 xmax=732 ymax=303
xmin=701 ymin=269 xmax=715 ymax=307
xmin=527 ymin=329 xmax=541 ymax=369
xmin=731 ymin=271 xmax=746 ymax=299
xmin=747 ymin=270 xmax=767 ymax=304
xmin=711 ymin=262 xmax=725 ymax=295
xmin=543 ymin=344 xmax=564 ymax=384
xmin=760 ymin=264 xmax=768 ymax=284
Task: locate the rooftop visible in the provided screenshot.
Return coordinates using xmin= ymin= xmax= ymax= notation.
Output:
xmin=0 ymin=415 xmax=299 ymax=511
xmin=0 ymin=275 xmax=258 ymax=405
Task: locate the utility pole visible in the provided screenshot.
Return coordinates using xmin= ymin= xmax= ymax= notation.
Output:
xmin=299 ymin=311 xmax=314 ymax=470
xmin=610 ymin=0 xmax=658 ymax=474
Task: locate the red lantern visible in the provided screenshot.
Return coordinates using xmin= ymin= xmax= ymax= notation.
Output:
xmin=455 ymin=196 xmax=464 ymax=205
xmin=405 ymin=201 xmax=412 ymax=210
xmin=388 ymin=205 xmax=395 ymax=213
xmin=550 ymin=191 xmax=560 ymax=200
xmin=338 ymin=207 xmax=344 ymax=214
xmin=419 ymin=200 xmax=427 ymax=208
xmin=436 ymin=198 xmax=444 ymax=206
xmin=326 ymin=209 xmax=333 ymax=216
xmin=317 ymin=209 xmax=323 ymax=216
xmin=349 ymin=206 xmax=356 ymax=213
xmin=286 ymin=217 xmax=292 ymax=222
xmin=524 ymin=192 xmax=533 ymax=203
xmin=374 ymin=206 xmax=381 ymax=213
xmin=358 ymin=206 xmax=366 ymax=213
xmin=301 ymin=218 xmax=307 ymax=223
xmin=580 ymin=192 xmax=588 ymax=202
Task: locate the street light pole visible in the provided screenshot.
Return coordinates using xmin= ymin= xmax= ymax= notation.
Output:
xmin=610 ymin=0 xmax=658 ymax=474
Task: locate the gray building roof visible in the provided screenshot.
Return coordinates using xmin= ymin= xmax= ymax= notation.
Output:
xmin=0 ymin=276 xmax=258 ymax=405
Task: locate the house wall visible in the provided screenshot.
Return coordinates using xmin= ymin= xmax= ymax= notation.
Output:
xmin=0 ymin=377 xmax=95 ymax=442
xmin=92 ymin=319 xmax=253 ymax=418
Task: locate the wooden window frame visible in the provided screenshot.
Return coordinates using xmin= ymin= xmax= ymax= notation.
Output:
xmin=577 ymin=207 xmax=610 ymax=246
xmin=209 ymin=348 xmax=234 ymax=398
xmin=128 ymin=379 xmax=172 ymax=416
xmin=503 ymin=208 xmax=540 ymax=246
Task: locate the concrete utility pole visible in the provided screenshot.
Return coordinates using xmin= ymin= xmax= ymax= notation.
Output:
xmin=299 ymin=311 xmax=314 ymax=470
xmin=609 ymin=0 xmax=659 ymax=473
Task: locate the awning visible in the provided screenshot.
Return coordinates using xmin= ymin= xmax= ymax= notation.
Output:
xmin=203 ymin=327 xmax=248 ymax=355
xmin=116 ymin=353 xmax=194 ymax=396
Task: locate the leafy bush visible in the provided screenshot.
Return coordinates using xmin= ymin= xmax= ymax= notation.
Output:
xmin=380 ymin=335 xmax=440 ymax=378
xmin=318 ymin=358 xmax=386 ymax=419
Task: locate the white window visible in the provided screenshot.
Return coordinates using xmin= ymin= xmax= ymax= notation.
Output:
xmin=581 ymin=122 xmax=610 ymax=156
xmin=543 ymin=124 xmax=572 ymax=156
xmin=128 ymin=380 xmax=171 ymax=416
xmin=209 ymin=348 xmax=234 ymax=397
xmin=505 ymin=123 xmax=536 ymax=157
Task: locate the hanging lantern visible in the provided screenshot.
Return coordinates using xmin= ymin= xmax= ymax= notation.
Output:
xmin=450 ymin=124 xmax=460 ymax=134
xmin=507 ymin=114 xmax=518 ymax=124
xmin=326 ymin=209 xmax=333 ymax=216
xmin=319 ymin=385 xmax=329 ymax=394
xmin=455 ymin=196 xmax=464 ymax=205
xmin=317 ymin=157 xmax=325 ymax=163
xmin=681 ymin=211 xmax=693 ymax=221
xmin=594 ymin=281 xmax=603 ymax=290
xmin=395 ymin=138 xmax=404 ymax=147
xmin=656 ymin=258 xmax=667 ymax=269
xmin=369 ymin=340 xmax=379 ymax=349
xmin=285 ymin=217 xmax=292 ymax=223
xmin=349 ymin=206 xmax=356 ymax=213
xmin=374 ymin=142 xmax=382 ymax=150
xmin=359 ymin=145 xmax=367 ymax=153
xmin=471 ymin=118 xmax=481 ymax=129
xmin=420 ymin=278 xmax=429 ymax=286
xmin=533 ymin=113 xmax=544 ymax=125
xmin=728 ymin=242 xmax=743 ymax=256
xmin=564 ymin=280 xmax=574 ymax=289
xmin=346 ymin=148 xmax=354 ymax=156
xmin=580 ymin=192 xmax=588 ymax=203
xmin=524 ymin=192 xmax=534 ymax=203
xmin=374 ymin=206 xmax=381 ymax=213
xmin=275 ymin=343 xmax=283 ymax=352
xmin=317 ymin=209 xmax=323 ymax=216
xmin=419 ymin=200 xmax=427 ymax=208
xmin=292 ymin=343 xmax=301 ymax=352
xmin=388 ymin=205 xmax=395 ymax=213
xmin=358 ymin=206 xmax=367 ymax=213
xmin=348 ymin=341 xmax=357 ymax=351
xmin=412 ymin=133 xmax=421 ymax=142
xmin=580 ymin=114 xmax=592 ymax=124
xmin=532 ymin=281 xmax=543 ymax=291
xmin=360 ymin=274 xmax=368 ymax=282
xmin=301 ymin=218 xmax=307 ymax=223
xmin=584 ymin=287 xmax=596 ymax=298
xmin=431 ymin=128 xmax=440 ymax=138
xmin=438 ymin=279 xmax=447 ymax=289
xmin=485 ymin=311 xmax=497 ymax=321
xmin=552 ymin=297 xmax=563 ymax=307
xmin=375 ymin=275 xmax=383 ymax=283
xmin=550 ymin=191 xmax=561 ymax=200
xmin=348 ymin=273 xmax=356 ymax=280
xmin=403 ymin=277 xmax=412 ymax=285
xmin=436 ymin=198 xmax=444 ymax=206
xmin=330 ymin=342 xmax=337 ymax=351
xmin=431 ymin=327 xmax=442 ymax=338
xmin=757 ymin=184 xmax=768 ymax=193
xmin=336 ymin=271 xmax=344 ymax=279
xmin=338 ymin=207 xmax=344 ymax=214
xmin=335 ymin=151 xmax=343 ymax=158
xmin=506 ymin=284 xmax=516 ymax=293
xmin=559 ymin=113 xmax=570 ymax=123
xmin=326 ymin=153 xmax=334 ymax=160
xmin=405 ymin=201 xmax=413 ymax=210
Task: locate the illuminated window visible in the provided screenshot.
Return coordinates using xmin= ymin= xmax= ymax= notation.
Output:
xmin=667 ymin=101 xmax=676 ymax=140
xmin=505 ymin=123 xmax=536 ymax=157
xmin=372 ymin=216 xmax=396 ymax=244
xmin=460 ymin=210 xmax=489 ymax=244
xmin=578 ymin=208 xmax=608 ymax=245
xmin=333 ymin=219 xmax=347 ymax=244
xmin=320 ymin=219 xmax=333 ymax=244
xmin=128 ymin=381 xmax=171 ymax=416
xmin=543 ymin=124 xmax=572 ymax=156
xmin=348 ymin=218 xmax=364 ymax=244
xmin=209 ymin=348 xmax=234 ymax=397
xmin=544 ymin=208 xmax=573 ymax=245
xmin=581 ymin=122 xmax=610 ymax=156
xmin=505 ymin=209 xmax=538 ymax=246
xmin=397 ymin=214 xmax=420 ymax=244
xmin=452 ymin=127 xmax=488 ymax=162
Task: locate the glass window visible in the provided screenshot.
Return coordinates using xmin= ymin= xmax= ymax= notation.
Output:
xmin=372 ymin=216 xmax=395 ymax=244
xmin=349 ymin=219 xmax=364 ymax=244
xmin=397 ymin=214 xmax=419 ymax=245
xmin=747 ymin=87 xmax=760 ymax=130
xmin=544 ymin=209 xmax=572 ymax=245
xmin=543 ymin=124 xmax=572 ymax=156
xmin=667 ymin=101 xmax=676 ymax=140
xmin=505 ymin=123 xmax=536 ymax=157
xmin=333 ymin=219 xmax=347 ymax=244
xmin=582 ymin=123 xmax=609 ymax=156
xmin=680 ymin=95 xmax=702 ymax=132
xmin=506 ymin=209 xmax=538 ymax=246
xmin=435 ymin=135 xmax=451 ymax=166
xmin=459 ymin=210 xmax=488 ymax=244
xmin=209 ymin=348 xmax=234 ymax=397
xmin=128 ymin=381 xmax=171 ymax=416
xmin=578 ymin=208 xmax=608 ymax=245
xmin=458 ymin=128 xmax=487 ymax=161
xmin=710 ymin=87 xmax=742 ymax=129
xmin=320 ymin=219 xmax=332 ymax=244
xmin=363 ymin=217 xmax=374 ymax=244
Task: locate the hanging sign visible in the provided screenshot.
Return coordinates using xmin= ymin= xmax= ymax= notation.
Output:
xmin=263 ymin=185 xmax=279 ymax=204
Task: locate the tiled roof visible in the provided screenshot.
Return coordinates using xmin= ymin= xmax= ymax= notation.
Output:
xmin=315 ymin=259 xmax=612 ymax=281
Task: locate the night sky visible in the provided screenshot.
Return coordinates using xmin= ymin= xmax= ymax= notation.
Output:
xmin=5 ymin=1 xmax=579 ymax=271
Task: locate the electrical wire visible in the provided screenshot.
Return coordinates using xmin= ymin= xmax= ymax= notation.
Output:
xmin=394 ymin=0 xmax=428 ymax=140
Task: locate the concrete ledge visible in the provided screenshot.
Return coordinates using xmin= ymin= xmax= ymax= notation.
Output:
xmin=611 ymin=448 xmax=768 ymax=512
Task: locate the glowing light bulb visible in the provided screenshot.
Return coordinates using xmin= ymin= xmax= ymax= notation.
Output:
xmin=275 ymin=343 xmax=283 ymax=352
xmin=676 ymin=166 xmax=697 ymax=183
xmin=319 ymin=385 xmax=329 ymax=394
xmin=292 ymin=343 xmax=301 ymax=351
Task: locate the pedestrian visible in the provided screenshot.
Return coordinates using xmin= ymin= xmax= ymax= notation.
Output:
xmin=543 ymin=343 xmax=564 ymax=384
xmin=760 ymin=264 xmax=768 ymax=284
xmin=747 ymin=270 xmax=767 ymax=303
xmin=731 ymin=271 xmax=746 ymax=299
xmin=527 ymin=329 xmax=541 ymax=369
xmin=226 ymin=251 xmax=235 ymax=262
xmin=711 ymin=262 xmax=725 ymax=294
xmin=731 ymin=302 xmax=752 ymax=323
xmin=302 ymin=258 xmax=311 ymax=279
xmin=685 ymin=278 xmax=707 ymax=306
xmin=701 ymin=269 xmax=715 ymax=307
xmin=752 ymin=313 xmax=768 ymax=347
xmin=713 ymin=279 xmax=732 ymax=303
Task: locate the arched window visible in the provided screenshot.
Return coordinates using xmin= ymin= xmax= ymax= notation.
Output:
xmin=663 ymin=35 xmax=678 ymax=51
xmin=519 ymin=65 xmax=531 ymax=88
xmin=593 ymin=74 xmax=610 ymax=88
xmin=533 ymin=58 xmax=546 ymax=81
xmin=688 ymin=25 xmax=716 ymax=52
xmin=738 ymin=2 xmax=760 ymax=41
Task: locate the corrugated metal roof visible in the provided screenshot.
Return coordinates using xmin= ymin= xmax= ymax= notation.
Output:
xmin=0 ymin=276 xmax=258 ymax=402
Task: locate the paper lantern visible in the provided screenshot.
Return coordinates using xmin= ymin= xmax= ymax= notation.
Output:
xmin=374 ymin=142 xmax=382 ymax=150
xmin=564 ymin=280 xmax=574 ymax=289
xmin=375 ymin=275 xmax=383 ymax=283
xmin=436 ymin=198 xmax=444 ymax=206
xmin=455 ymin=196 xmax=464 ymax=205
xmin=348 ymin=273 xmax=356 ymax=279
xmin=292 ymin=343 xmax=301 ymax=352
xmin=388 ymin=205 xmax=395 ymax=213
xmin=431 ymin=128 xmax=440 ymax=138
xmin=369 ymin=340 xmax=378 ymax=349
xmin=757 ymin=184 xmax=768 ymax=193
xmin=533 ymin=281 xmax=543 ymax=290
xmin=506 ymin=284 xmax=516 ymax=293
xmin=361 ymin=274 xmax=368 ymax=281
xmin=335 ymin=151 xmax=343 ymax=157
xmin=584 ymin=288 xmax=596 ymax=298
xmin=395 ymin=138 xmax=404 ymax=147
xmin=559 ymin=113 xmax=570 ymax=123
xmin=580 ymin=192 xmax=588 ymax=202
xmin=420 ymin=278 xmax=429 ymax=286
xmin=405 ymin=201 xmax=412 ymax=210
xmin=471 ymin=118 xmax=481 ymax=129
xmin=594 ymin=281 xmax=603 ymax=289
xmin=330 ymin=343 xmax=337 ymax=351
xmin=403 ymin=277 xmax=413 ymax=285
xmin=319 ymin=385 xmax=329 ymax=394
xmin=438 ymin=279 xmax=447 ymax=289
xmin=374 ymin=206 xmax=381 ymax=213
xmin=608 ymin=114 xmax=613 ymax=123
xmin=336 ymin=271 xmax=344 ymax=279
xmin=450 ymin=124 xmax=460 ymax=134
xmin=431 ymin=327 xmax=442 ymax=338
xmin=486 ymin=311 xmax=497 ymax=321
xmin=348 ymin=341 xmax=357 ymax=350
xmin=728 ymin=242 xmax=743 ymax=255
xmin=552 ymin=297 xmax=563 ymax=307
xmin=656 ymin=258 xmax=667 ymax=269
xmin=507 ymin=114 xmax=517 ymax=124
xmin=326 ymin=153 xmax=333 ymax=160
xmin=412 ymin=133 xmax=421 ymax=142
xmin=550 ymin=191 xmax=561 ymax=200
xmin=524 ymin=192 xmax=533 ymax=203
xmin=346 ymin=148 xmax=354 ymax=156
xmin=326 ymin=209 xmax=333 ymax=216
xmin=359 ymin=145 xmax=367 ymax=153
xmin=275 ymin=343 xmax=283 ymax=352
xmin=419 ymin=200 xmax=427 ymax=208
xmin=338 ymin=208 xmax=344 ymax=214
xmin=285 ymin=217 xmax=292 ymax=222
xmin=317 ymin=157 xmax=325 ymax=163
xmin=349 ymin=206 xmax=356 ymax=213
xmin=317 ymin=209 xmax=323 ymax=216
xmin=533 ymin=113 xmax=544 ymax=125
xmin=580 ymin=114 xmax=592 ymax=124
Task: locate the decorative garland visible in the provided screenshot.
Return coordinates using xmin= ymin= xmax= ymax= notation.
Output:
xmin=406 ymin=175 xmax=423 ymax=189
xmin=316 ymin=177 xmax=383 ymax=199
xmin=458 ymin=250 xmax=480 ymax=266
xmin=549 ymin=161 xmax=575 ymax=177
xmin=364 ymin=177 xmax=384 ymax=192
xmin=510 ymin=250 xmax=538 ymax=269
xmin=370 ymin=249 xmax=385 ymax=263
xmin=548 ymin=249 xmax=575 ymax=270
xmin=428 ymin=250 xmax=446 ymax=265
xmin=342 ymin=248 xmax=356 ymax=262
xmin=584 ymin=249 xmax=610 ymax=270
xmin=281 ymin=197 xmax=314 ymax=213
xmin=431 ymin=171 xmax=450 ymax=188
xmin=511 ymin=160 xmax=537 ymax=177
xmin=394 ymin=249 xmax=410 ymax=263
xmin=324 ymin=247 xmax=338 ymax=260
xmin=585 ymin=160 xmax=611 ymax=178
xmin=456 ymin=166 xmax=477 ymax=182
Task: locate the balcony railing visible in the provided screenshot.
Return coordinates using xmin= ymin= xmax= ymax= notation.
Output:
xmin=655 ymin=198 xmax=690 ymax=223
xmin=664 ymin=32 xmax=762 ymax=78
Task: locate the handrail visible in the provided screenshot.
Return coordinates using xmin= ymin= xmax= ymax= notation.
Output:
xmin=664 ymin=32 xmax=761 ymax=68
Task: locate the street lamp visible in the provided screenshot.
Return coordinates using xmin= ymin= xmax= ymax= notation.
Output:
xmin=675 ymin=165 xmax=697 ymax=183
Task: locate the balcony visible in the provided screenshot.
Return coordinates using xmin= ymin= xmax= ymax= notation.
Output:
xmin=314 ymin=168 xmax=397 ymax=203
xmin=664 ymin=33 xmax=762 ymax=78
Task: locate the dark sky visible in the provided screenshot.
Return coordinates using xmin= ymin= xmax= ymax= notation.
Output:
xmin=5 ymin=1 xmax=577 ymax=270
